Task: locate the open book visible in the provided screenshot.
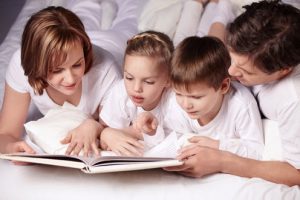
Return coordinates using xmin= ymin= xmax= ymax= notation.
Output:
xmin=0 ymin=132 xmax=183 ymax=174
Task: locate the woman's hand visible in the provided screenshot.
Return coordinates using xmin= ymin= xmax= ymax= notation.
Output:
xmin=7 ymin=140 xmax=36 ymax=165
xmin=61 ymin=118 xmax=102 ymax=157
xmin=100 ymin=127 xmax=144 ymax=156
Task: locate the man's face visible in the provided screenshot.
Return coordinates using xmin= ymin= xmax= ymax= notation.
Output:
xmin=228 ymin=52 xmax=285 ymax=86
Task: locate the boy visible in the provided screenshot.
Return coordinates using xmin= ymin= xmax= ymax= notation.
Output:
xmin=167 ymin=0 xmax=300 ymax=186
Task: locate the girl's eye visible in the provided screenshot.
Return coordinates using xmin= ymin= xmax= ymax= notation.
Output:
xmin=144 ymin=81 xmax=154 ymax=85
xmin=175 ymin=93 xmax=182 ymax=97
xmin=125 ymin=76 xmax=133 ymax=81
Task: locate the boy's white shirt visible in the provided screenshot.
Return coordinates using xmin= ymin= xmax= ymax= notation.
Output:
xmin=6 ymin=45 xmax=121 ymax=116
xmin=165 ymin=81 xmax=264 ymax=160
xmin=252 ymin=64 xmax=300 ymax=169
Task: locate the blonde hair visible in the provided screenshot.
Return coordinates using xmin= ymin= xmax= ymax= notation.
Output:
xmin=21 ymin=6 xmax=93 ymax=95
xmin=125 ymin=30 xmax=174 ymax=73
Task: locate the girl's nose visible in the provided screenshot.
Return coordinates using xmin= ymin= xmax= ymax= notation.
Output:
xmin=134 ymin=81 xmax=142 ymax=93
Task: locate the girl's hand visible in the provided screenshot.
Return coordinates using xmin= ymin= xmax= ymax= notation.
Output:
xmin=100 ymin=128 xmax=144 ymax=156
xmin=61 ymin=118 xmax=102 ymax=157
xmin=133 ymin=112 xmax=158 ymax=136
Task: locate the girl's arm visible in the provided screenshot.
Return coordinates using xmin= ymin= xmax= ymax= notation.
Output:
xmin=0 ymin=83 xmax=34 ymax=153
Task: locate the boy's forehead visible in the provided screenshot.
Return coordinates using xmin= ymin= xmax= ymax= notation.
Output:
xmin=173 ymin=82 xmax=211 ymax=93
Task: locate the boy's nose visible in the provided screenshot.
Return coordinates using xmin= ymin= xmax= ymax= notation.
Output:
xmin=182 ymin=98 xmax=192 ymax=110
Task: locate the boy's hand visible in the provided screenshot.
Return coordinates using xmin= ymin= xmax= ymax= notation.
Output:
xmin=100 ymin=128 xmax=144 ymax=156
xmin=133 ymin=112 xmax=158 ymax=136
xmin=61 ymin=118 xmax=102 ymax=157
xmin=187 ymin=136 xmax=219 ymax=149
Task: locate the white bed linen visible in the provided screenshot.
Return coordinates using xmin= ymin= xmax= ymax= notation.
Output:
xmin=1 ymin=159 xmax=299 ymax=200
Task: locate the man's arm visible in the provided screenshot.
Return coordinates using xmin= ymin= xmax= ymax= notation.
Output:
xmin=221 ymin=151 xmax=300 ymax=186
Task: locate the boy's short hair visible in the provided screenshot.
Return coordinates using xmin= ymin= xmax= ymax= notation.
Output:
xmin=21 ymin=6 xmax=93 ymax=95
xmin=227 ymin=0 xmax=300 ymax=74
xmin=125 ymin=30 xmax=174 ymax=73
xmin=171 ymin=36 xmax=230 ymax=91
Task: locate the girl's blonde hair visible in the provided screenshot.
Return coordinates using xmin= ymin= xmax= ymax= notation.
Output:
xmin=21 ymin=6 xmax=93 ymax=95
xmin=125 ymin=30 xmax=174 ymax=72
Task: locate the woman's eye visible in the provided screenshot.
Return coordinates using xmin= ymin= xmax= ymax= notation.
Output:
xmin=52 ymin=69 xmax=63 ymax=74
xmin=73 ymin=63 xmax=82 ymax=68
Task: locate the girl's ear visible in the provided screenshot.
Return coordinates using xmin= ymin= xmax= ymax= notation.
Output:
xmin=220 ymin=77 xmax=231 ymax=94
xmin=165 ymin=77 xmax=171 ymax=88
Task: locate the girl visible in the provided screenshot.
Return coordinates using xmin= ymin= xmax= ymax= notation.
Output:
xmin=0 ymin=4 xmax=136 ymax=157
xmin=99 ymin=30 xmax=174 ymax=156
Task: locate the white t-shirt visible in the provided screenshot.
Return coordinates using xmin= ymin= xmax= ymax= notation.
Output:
xmin=6 ymin=45 xmax=121 ymax=116
xmin=252 ymin=65 xmax=300 ymax=169
xmin=100 ymin=79 xmax=173 ymax=129
xmin=165 ymin=81 xmax=264 ymax=160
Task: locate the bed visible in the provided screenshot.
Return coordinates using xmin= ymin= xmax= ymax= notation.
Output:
xmin=0 ymin=0 xmax=299 ymax=199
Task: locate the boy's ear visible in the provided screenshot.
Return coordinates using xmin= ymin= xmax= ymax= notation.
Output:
xmin=280 ymin=67 xmax=293 ymax=77
xmin=220 ymin=78 xmax=231 ymax=94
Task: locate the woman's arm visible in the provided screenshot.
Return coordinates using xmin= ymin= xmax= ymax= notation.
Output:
xmin=0 ymin=83 xmax=33 ymax=153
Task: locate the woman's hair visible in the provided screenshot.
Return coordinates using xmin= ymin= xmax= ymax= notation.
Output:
xmin=171 ymin=36 xmax=230 ymax=91
xmin=21 ymin=6 xmax=93 ymax=95
xmin=226 ymin=0 xmax=300 ymax=74
xmin=125 ymin=30 xmax=174 ymax=73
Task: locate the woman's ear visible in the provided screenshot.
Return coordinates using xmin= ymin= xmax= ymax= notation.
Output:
xmin=220 ymin=77 xmax=231 ymax=94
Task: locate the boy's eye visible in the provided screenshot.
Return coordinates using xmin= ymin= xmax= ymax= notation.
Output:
xmin=192 ymin=96 xmax=202 ymax=99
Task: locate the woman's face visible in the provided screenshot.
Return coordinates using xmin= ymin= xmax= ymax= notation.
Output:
xmin=47 ymin=42 xmax=86 ymax=96
xmin=123 ymin=55 xmax=169 ymax=111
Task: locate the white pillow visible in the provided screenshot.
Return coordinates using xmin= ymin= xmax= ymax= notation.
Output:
xmin=24 ymin=103 xmax=89 ymax=155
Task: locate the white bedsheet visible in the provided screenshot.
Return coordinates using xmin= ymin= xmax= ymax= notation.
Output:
xmin=1 ymin=159 xmax=299 ymax=200
xmin=0 ymin=1 xmax=300 ymax=199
